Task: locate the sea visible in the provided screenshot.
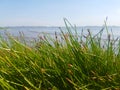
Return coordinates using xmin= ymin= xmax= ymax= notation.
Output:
xmin=1 ymin=26 xmax=120 ymax=40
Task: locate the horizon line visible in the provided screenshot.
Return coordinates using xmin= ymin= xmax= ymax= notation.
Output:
xmin=1 ymin=25 xmax=120 ymax=27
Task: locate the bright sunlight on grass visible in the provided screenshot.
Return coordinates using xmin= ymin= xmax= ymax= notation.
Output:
xmin=0 ymin=19 xmax=120 ymax=89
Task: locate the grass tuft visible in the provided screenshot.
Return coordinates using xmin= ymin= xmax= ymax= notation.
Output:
xmin=0 ymin=20 xmax=120 ymax=89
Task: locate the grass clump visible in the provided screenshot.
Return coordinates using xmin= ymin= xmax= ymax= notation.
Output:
xmin=0 ymin=19 xmax=120 ymax=90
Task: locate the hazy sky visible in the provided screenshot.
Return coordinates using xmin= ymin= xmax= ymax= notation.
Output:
xmin=0 ymin=0 xmax=120 ymax=26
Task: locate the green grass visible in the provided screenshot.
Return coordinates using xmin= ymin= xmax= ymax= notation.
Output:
xmin=0 ymin=19 xmax=120 ymax=90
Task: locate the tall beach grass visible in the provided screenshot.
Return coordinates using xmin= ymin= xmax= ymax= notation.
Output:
xmin=0 ymin=19 xmax=120 ymax=89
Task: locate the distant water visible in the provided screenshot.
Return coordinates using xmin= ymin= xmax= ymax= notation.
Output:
xmin=1 ymin=26 xmax=120 ymax=39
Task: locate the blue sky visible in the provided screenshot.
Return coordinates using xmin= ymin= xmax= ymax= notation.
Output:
xmin=0 ymin=0 xmax=120 ymax=26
